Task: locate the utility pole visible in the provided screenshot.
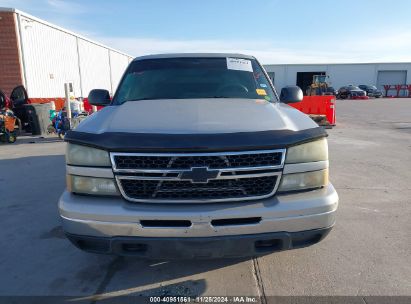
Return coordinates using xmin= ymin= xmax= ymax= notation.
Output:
xmin=64 ymin=83 xmax=72 ymax=120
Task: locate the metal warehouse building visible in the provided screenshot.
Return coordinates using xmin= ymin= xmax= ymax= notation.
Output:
xmin=0 ymin=7 xmax=132 ymax=107
xmin=264 ymin=63 xmax=411 ymax=96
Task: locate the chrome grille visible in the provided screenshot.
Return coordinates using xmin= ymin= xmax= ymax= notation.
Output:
xmin=113 ymin=151 xmax=283 ymax=170
xmin=111 ymin=150 xmax=285 ymax=203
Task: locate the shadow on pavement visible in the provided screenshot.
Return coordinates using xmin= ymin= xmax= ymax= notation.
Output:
xmin=0 ymin=134 xmax=64 ymax=146
xmin=0 ymin=154 xmax=250 ymax=298
xmin=68 ymin=245 xmax=250 ymax=298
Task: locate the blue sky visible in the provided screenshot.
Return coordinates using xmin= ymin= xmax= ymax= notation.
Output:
xmin=1 ymin=0 xmax=411 ymax=63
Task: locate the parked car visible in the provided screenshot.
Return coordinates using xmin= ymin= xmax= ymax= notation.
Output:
xmin=358 ymin=85 xmax=383 ymax=98
xmin=59 ymin=53 xmax=339 ymax=259
xmin=337 ymin=85 xmax=368 ymax=100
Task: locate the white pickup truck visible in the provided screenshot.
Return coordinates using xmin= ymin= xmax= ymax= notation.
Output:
xmin=59 ymin=53 xmax=338 ymax=258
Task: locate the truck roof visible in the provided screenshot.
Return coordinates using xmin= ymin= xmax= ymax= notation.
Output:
xmin=132 ymin=53 xmax=255 ymax=61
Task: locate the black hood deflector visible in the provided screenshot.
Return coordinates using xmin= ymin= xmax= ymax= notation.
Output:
xmin=64 ymin=127 xmax=327 ymax=152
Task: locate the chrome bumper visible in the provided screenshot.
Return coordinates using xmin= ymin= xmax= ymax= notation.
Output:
xmin=59 ymin=183 xmax=338 ymax=238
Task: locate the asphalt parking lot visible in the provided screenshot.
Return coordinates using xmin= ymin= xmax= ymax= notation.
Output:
xmin=0 ymin=98 xmax=410 ymax=300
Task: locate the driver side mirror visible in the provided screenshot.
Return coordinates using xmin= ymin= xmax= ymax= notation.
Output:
xmin=88 ymin=89 xmax=111 ymax=106
xmin=280 ymin=86 xmax=303 ymax=103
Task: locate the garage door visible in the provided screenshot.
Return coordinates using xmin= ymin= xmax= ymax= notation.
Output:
xmin=377 ymin=70 xmax=407 ymax=96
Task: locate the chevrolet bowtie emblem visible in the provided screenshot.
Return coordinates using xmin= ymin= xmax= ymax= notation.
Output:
xmin=180 ymin=167 xmax=219 ymax=183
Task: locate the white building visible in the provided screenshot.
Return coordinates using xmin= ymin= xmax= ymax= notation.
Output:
xmin=264 ymin=63 xmax=411 ymax=96
xmin=0 ymin=7 xmax=133 ymax=109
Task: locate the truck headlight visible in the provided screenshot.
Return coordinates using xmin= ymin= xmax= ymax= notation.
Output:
xmin=66 ymin=143 xmax=111 ymax=167
xmin=285 ymin=138 xmax=328 ymax=164
xmin=278 ymin=169 xmax=328 ymax=192
xmin=67 ymin=175 xmax=119 ymax=196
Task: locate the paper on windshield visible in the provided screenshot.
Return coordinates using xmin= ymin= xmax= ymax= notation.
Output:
xmin=226 ymin=58 xmax=253 ymax=72
xmin=256 ymin=89 xmax=267 ymax=96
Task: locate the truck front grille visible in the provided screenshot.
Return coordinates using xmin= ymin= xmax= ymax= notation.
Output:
xmin=120 ymin=176 xmax=278 ymax=201
xmin=113 ymin=152 xmax=283 ymax=170
xmin=111 ymin=150 xmax=285 ymax=203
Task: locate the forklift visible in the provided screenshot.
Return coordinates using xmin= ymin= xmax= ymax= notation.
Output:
xmin=306 ymin=75 xmax=335 ymax=96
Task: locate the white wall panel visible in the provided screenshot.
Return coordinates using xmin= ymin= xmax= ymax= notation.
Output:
xmin=264 ymin=65 xmax=287 ymax=91
xmin=327 ymin=64 xmax=376 ymax=89
xmin=16 ymin=11 xmax=133 ymax=100
xmin=109 ymin=51 xmax=130 ymax=94
xmin=19 ymin=15 xmax=81 ymax=98
xmin=77 ymin=38 xmax=111 ymax=97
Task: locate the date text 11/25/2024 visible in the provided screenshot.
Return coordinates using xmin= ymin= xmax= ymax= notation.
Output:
xmin=149 ymin=296 xmax=258 ymax=303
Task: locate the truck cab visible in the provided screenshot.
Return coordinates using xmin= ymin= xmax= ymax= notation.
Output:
xmin=59 ymin=53 xmax=338 ymax=258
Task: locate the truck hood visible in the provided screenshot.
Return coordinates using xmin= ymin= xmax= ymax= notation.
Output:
xmin=76 ymin=98 xmax=317 ymax=134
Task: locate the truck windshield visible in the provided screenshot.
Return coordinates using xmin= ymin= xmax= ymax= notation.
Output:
xmin=113 ymin=57 xmax=276 ymax=104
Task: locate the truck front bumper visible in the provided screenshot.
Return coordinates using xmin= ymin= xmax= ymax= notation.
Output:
xmin=59 ymin=183 xmax=338 ymax=257
xmin=65 ymin=227 xmax=332 ymax=258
